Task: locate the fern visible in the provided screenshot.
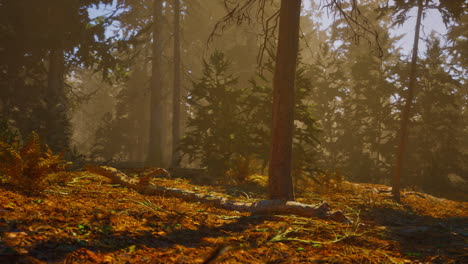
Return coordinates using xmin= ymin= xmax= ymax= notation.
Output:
xmin=0 ymin=132 xmax=71 ymax=195
xmin=0 ymin=141 xmax=23 ymax=179
xmin=41 ymin=145 xmax=71 ymax=172
xmin=20 ymin=132 xmax=42 ymax=160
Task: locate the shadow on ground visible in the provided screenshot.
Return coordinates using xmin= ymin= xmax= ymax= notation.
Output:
xmin=364 ymin=204 xmax=467 ymax=263
xmin=3 ymin=212 xmax=273 ymax=263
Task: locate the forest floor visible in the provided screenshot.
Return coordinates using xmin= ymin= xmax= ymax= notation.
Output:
xmin=0 ymin=167 xmax=466 ymax=264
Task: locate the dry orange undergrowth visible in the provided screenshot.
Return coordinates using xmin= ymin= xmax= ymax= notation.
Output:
xmin=0 ymin=167 xmax=466 ymax=264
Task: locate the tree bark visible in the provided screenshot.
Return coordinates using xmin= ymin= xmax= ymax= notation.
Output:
xmin=171 ymin=0 xmax=182 ymax=168
xmin=392 ymin=0 xmax=424 ymax=201
xmin=147 ymin=0 xmax=165 ymax=167
xmin=47 ymin=48 xmax=65 ymax=102
xmin=46 ymin=46 xmax=69 ymax=152
xmin=268 ymin=0 xmax=301 ymax=201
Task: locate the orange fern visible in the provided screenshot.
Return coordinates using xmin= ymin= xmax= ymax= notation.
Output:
xmin=0 ymin=132 xmax=71 ymax=195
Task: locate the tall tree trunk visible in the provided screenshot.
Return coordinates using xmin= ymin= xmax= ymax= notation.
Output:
xmin=46 ymin=46 xmax=69 ymax=152
xmin=146 ymin=0 xmax=165 ymax=166
xmin=47 ymin=48 xmax=65 ymax=101
xmin=268 ymin=0 xmax=301 ymax=201
xmin=171 ymin=0 xmax=182 ymax=168
xmin=392 ymin=0 xmax=424 ymax=201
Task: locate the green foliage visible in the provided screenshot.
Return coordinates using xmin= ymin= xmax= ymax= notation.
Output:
xmin=180 ymin=51 xmax=320 ymax=182
xmin=0 ymin=132 xmax=71 ymax=195
xmin=309 ymin=3 xmax=401 ymax=184
xmin=0 ymin=0 xmax=127 ymax=154
xmin=446 ymin=13 xmax=468 ymax=70
xmin=380 ymin=0 xmax=465 ymax=26
xmin=180 ymin=51 xmax=248 ymax=180
xmin=90 ymin=66 xmax=150 ymax=162
xmin=92 ymin=112 xmax=123 ymax=162
xmin=405 ymin=36 xmax=467 ymax=188
xmin=245 ymin=63 xmax=321 ymax=180
xmin=0 ymin=119 xmax=21 ymax=147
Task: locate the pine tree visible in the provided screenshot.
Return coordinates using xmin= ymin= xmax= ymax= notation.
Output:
xmin=180 ymin=51 xmax=248 ymax=179
xmin=320 ymin=0 xmax=401 ymax=184
xmin=406 ymin=35 xmax=467 ymax=189
xmin=0 ymin=0 xmax=123 ymax=153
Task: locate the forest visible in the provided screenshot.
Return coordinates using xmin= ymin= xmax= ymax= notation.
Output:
xmin=0 ymin=0 xmax=467 ymax=263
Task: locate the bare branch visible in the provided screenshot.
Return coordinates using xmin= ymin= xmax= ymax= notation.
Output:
xmin=209 ymin=0 xmax=278 ymax=67
xmin=323 ymin=0 xmax=383 ymax=58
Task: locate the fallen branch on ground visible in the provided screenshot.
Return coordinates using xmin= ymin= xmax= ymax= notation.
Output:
xmin=86 ymin=165 xmax=352 ymax=223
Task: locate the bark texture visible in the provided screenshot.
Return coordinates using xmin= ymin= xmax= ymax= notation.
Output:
xmin=268 ymin=0 xmax=301 ymax=201
xmin=147 ymin=0 xmax=166 ymax=167
xmin=45 ymin=47 xmax=69 ymax=152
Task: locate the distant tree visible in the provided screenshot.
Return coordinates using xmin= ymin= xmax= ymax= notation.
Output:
xmin=207 ymin=0 xmax=385 ymax=200
xmin=146 ymin=0 xmax=167 ymax=167
xmin=308 ymin=44 xmax=348 ymax=172
xmin=91 ymin=66 xmax=150 ymax=162
xmin=391 ymin=0 xmax=423 ymax=201
xmin=383 ymin=0 xmax=466 ymax=200
xmin=171 ymin=0 xmax=182 ymax=167
xmin=406 ymin=36 xmax=467 ymax=189
xmin=337 ymin=5 xmax=400 ymax=184
xmin=180 ymin=51 xmax=249 ymax=180
xmin=180 ymin=51 xmax=319 ymax=183
xmin=0 ymin=0 xmax=122 ymax=152
xmin=86 ymin=0 xmax=266 ymax=166
xmin=68 ymin=68 xmax=120 ymax=157
xmin=446 ymin=12 xmax=467 ymax=73
xmin=246 ymin=63 xmax=320 ymax=183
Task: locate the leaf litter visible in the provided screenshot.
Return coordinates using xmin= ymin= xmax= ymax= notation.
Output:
xmin=0 ymin=168 xmax=466 ymax=263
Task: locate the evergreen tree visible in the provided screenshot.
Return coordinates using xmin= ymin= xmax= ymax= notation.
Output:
xmin=68 ymin=69 xmax=120 ymax=157
xmin=378 ymin=0 xmax=466 ymax=200
xmin=318 ymin=0 xmax=400 ymax=184
xmin=180 ymin=51 xmax=319 ymax=184
xmin=406 ymin=35 xmax=467 ymax=189
xmin=90 ymin=64 xmax=150 ymax=162
xmin=180 ymin=51 xmax=250 ymax=180
xmin=308 ymin=43 xmax=348 ymax=173
xmin=0 ymin=0 xmax=122 ymax=152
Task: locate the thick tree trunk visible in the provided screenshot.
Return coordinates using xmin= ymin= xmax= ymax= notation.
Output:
xmin=392 ymin=0 xmax=424 ymax=201
xmin=171 ymin=0 xmax=182 ymax=168
xmin=147 ymin=0 xmax=165 ymax=167
xmin=268 ymin=0 xmax=301 ymax=201
xmin=46 ymin=47 xmax=69 ymax=152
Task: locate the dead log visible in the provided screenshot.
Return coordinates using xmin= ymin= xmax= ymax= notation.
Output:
xmin=86 ymin=165 xmax=351 ymax=223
